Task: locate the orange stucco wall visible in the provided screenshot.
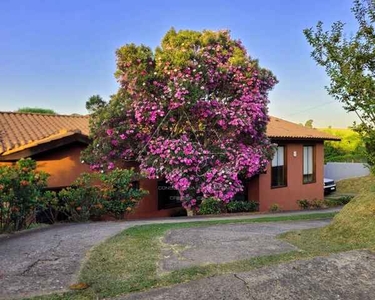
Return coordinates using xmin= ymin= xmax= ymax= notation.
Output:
xmin=0 ymin=143 xmax=90 ymax=188
xmin=248 ymin=141 xmax=324 ymax=212
xmin=32 ymin=142 xmax=91 ymax=188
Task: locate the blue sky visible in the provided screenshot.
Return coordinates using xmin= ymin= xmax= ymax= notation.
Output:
xmin=0 ymin=0 xmax=358 ymax=127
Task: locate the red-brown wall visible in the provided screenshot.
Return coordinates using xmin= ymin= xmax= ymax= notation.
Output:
xmin=0 ymin=143 xmax=91 ymax=189
xmin=33 ymin=143 xmax=91 ymax=188
xmin=248 ymin=141 xmax=324 ymax=212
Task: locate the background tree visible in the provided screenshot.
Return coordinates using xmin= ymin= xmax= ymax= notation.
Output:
xmin=304 ymin=0 xmax=375 ymax=171
xmin=86 ymin=95 xmax=106 ymax=113
xmin=82 ymin=29 xmax=277 ymax=210
xmin=17 ymin=107 xmax=57 ymax=114
xmin=304 ymin=119 xmax=314 ymax=128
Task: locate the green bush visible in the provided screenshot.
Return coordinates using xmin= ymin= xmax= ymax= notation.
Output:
xmin=324 ymin=195 xmax=354 ymax=207
xmin=38 ymin=190 xmax=61 ymax=224
xmin=297 ymin=199 xmax=311 ymax=210
xmin=0 ymin=159 xmax=49 ymax=232
xmin=100 ymin=169 xmax=148 ymax=219
xmin=226 ymin=201 xmax=258 ymax=213
xmin=269 ymin=203 xmax=281 ymax=212
xmin=310 ymin=199 xmax=325 ymax=209
xmin=199 ymin=198 xmax=222 ymax=215
xmin=58 ymin=169 xmax=148 ymax=222
xmin=58 ymin=173 xmax=103 ymax=222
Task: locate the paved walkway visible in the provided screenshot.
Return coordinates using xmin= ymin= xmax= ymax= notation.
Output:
xmin=0 ymin=208 xmax=339 ymax=299
xmin=117 ymin=250 xmax=375 ymax=300
xmin=160 ymin=220 xmax=329 ymax=272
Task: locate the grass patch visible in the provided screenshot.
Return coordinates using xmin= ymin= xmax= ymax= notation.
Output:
xmin=26 ymin=212 xmax=336 ymax=300
xmin=282 ymin=182 xmax=375 ymax=266
xmin=336 ymin=175 xmax=375 ymax=194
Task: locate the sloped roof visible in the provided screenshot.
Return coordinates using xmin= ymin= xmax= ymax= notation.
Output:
xmin=0 ymin=112 xmax=89 ymax=155
xmin=0 ymin=112 xmax=339 ymax=157
xmin=267 ymin=116 xmax=340 ymax=141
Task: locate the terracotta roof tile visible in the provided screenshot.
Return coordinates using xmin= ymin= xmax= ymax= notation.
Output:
xmin=0 ymin=112 xmax=89 ymax=155
xmin=0 ymin=112 xmax=339 ymax=156
xmin=267 ymin=116 xmax=340 ymax=141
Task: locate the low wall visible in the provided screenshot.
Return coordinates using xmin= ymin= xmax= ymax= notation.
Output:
xmin=324 ymin=162 xmax=370 ymax=181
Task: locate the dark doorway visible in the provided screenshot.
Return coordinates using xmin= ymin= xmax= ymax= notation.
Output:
xmin=157 ymin=180 xmax=182 ymax=210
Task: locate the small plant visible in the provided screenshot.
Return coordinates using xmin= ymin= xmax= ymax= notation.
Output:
xmin=226 ymin=201 xmax=258 ymax=213
xmin=310 ymin=199 xmax=325 ymax=209
xmin=199 ymin=198 xmax=222 ymax=215
xmin=297 ymin=199 xmax=310 ymax=210
xmin=269 ymin=203 xmax=281 ymax=212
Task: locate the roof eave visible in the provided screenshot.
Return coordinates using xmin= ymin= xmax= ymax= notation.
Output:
xmin=0 ymin=133 xmax=90 ymax=161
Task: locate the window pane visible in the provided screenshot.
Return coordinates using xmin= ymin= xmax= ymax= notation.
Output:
xmin=303 ymin=146 xmax=315 ymax=183
xmin=277 ymin=146 xmax=284 ymax=166
xmin=272 ymin=146 xmax=284 ymax=167
xmin=307 ymin=147 xmax=313 ymax=174
xmin=271 ymin=146 xmax=286 ymax=187
xmin=271 ymin=152 xmax=278 ymax=167
xmin=303 ymin=147 xmax=308 ymax=175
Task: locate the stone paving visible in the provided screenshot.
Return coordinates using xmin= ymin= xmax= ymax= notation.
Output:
xmin=119 ymin=250 xmax=375 ymax=300
xmin=159 ymin=220 xmax=330 ymax=272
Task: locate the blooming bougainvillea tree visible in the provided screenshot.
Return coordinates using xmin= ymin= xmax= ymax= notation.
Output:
xmin=82 ymin=29 xmax=278 ymax=210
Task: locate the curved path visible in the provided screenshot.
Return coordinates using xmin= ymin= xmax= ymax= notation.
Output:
xmin=0 ymin=208 xmax=339 ymax=299
xmin=119 ymin=250 xmax=375 ymax=300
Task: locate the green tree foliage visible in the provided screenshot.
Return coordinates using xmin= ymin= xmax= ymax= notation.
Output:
xmin=321 ymin=128 xmax=367 ymax=162
xmin=86 ymin=95 xmax=106 ymax=113
xmin=304 ymin=119 xmax=314 ymax=128
xmin=304 ymin=0 xmax=375 ymax=172
xmin=17 ymin=107 xmax=57 ymax=114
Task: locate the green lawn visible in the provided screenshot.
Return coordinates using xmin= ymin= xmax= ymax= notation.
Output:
xmin=336 ymin=175 xmax=375 ymax=194
xmin=27 ymin=212 xmax=336 ymax=300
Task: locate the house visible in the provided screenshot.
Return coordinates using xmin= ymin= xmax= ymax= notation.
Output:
xmin=0 ymin=112 xmax=340 ymax=218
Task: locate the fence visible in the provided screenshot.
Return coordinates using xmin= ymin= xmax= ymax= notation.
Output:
xmin=324 ymin=162 xmax=370 ymax=181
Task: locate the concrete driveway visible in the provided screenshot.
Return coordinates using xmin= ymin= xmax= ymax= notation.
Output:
xmin=0 ymin=209 xmax=339 ymax=299
xmin=119 ymin=250 xmax=375 ymax=300
xmin=0 ymin=222 xmax=135 ymax=299
xmin=159 ymin=220 xmax=329 ymax=272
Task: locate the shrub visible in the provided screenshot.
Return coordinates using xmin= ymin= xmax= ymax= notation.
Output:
xmin=58 ymin=169 xmax=148 ymax=222
xmin=297 ymin=199 xmax=310 ymax=210
xmin=269 ymin=203 xmax=281 ymax=212
xmin=199 ymin=198 xmax=222 ymax=215
xmin=99 ymin=169 xmax=148 ymax=219
xmin=37 ymin=191 xmax=63 ymax=224
xmin=226 ymin=201 xmax=258 ymax=213
xmin=0 ymin=159 xmax=49 ymax=232
xmin=324 ymin=195 xmax=354 ymax=207
xmin=310 ymin=199 xmax=325 ymax=209
xmin=58 ymin=173 xmax=103 ymax=222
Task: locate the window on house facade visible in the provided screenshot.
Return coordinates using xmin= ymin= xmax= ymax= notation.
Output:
xmin=271 ymin=146 xmax=286 ymax=188
xmin=303 ymin=145 xmax=315 ymax=184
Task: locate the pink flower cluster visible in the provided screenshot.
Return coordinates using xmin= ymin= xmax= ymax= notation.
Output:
xmin=88 ymin=30 xmax=277 ymax=209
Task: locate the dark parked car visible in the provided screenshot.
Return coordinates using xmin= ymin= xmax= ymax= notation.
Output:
xmin=324 ymin=178 xmax=336 ymax=194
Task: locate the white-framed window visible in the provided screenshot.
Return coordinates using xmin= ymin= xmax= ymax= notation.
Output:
xmin=303 ymin=145 xmax=315 ymax=184
xmin=271 ymin=146 xmax=286 ymax=187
